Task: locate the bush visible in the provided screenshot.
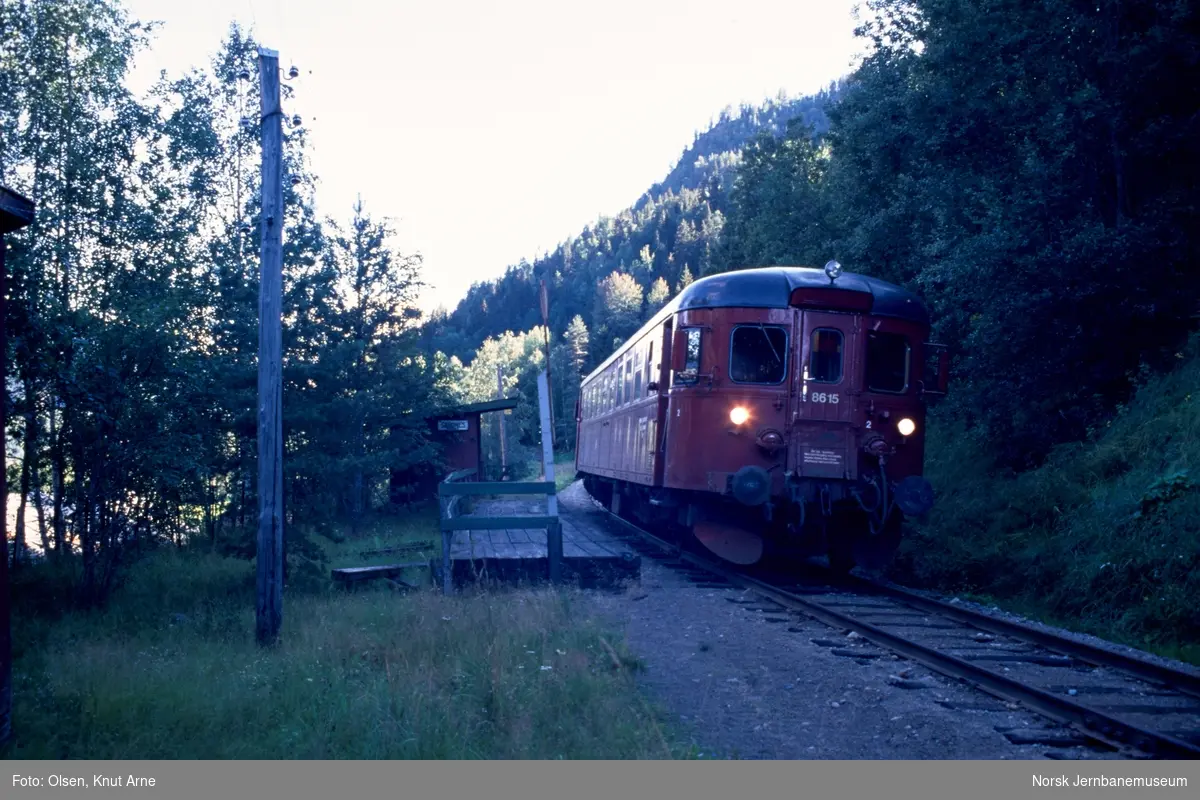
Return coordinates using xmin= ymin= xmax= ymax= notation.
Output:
xmin=894 ymin=336 xmax=1200 ymax=661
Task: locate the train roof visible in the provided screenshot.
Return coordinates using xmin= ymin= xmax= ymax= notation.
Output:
xmin=583 ymin=266 xmax=929 ymax=385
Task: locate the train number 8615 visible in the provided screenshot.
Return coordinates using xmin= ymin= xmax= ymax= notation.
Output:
xmin=806 ymin=392 xmax=840 ymax=404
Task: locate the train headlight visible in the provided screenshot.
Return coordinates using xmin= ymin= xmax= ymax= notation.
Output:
xmin=897 ymin=417 xmax=916 ymax=437
xmin=729 ymin=406 xmax=750 ymax=425
xmin=824 ymin=259 xmax=842 ymax=281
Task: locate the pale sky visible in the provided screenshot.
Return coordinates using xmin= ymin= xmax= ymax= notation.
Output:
xmin=123 ymin=0 xmax=866 ymax=314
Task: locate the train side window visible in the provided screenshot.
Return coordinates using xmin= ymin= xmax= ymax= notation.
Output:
xmin=867 ymin=331 xmax=910 ymax=393
xmin=625 ymin=359 xmax=633 ymax=405
xmin=676 ymin=328 xmax=702 ymax=385
xmin=730 ymin=325 xmax=788 ymax=384
xmin=807 ymin=329 xmax=843 ymax=383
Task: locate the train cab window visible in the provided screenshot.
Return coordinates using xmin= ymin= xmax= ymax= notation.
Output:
xmin=675 ymin=328 xmax=702 ymax=385
xmin=808 ymin=329 xmax=843 ymax=383
xmin=867 ymin=331 xmax=911 ymax=393
xmin=730 ymin=325 xmax=788 ymax=384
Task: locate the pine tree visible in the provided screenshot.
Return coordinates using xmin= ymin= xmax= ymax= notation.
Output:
xmin=646 ymin=277 xmax=671 ymax=314
xmin=676 ymin=265 xmax=694 ymax=293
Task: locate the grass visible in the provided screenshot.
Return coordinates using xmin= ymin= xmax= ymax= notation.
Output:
xmin=553 ymin=451 xmax=578 ymax=493
xmin=4 ymin=514 xmax=685 ymax=760
xmin=894 ymin=335 xmax=1200 ymax=664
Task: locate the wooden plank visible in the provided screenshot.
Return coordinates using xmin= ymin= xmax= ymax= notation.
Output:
xmin=332 ymin=561 xmax=426 ymax=582
xmin=512 ymin=542 xmax=545 ymax=558
xmin=441 ymin=515 xmax=559 ymax=531
xmin=359 ymin=541 xmax=433 ymax=557
xmin=439 ymin=481 xmax=555 ymax=497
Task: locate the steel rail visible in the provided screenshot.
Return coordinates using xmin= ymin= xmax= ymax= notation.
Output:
xmin=596 ymin=508 xmax=1200 ymax=759
xmin=840 ymin=573 xmax=1200 ymax=701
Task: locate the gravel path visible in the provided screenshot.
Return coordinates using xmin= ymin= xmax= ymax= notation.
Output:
xmin=550 ymin=481 xmax=1126 ymax=760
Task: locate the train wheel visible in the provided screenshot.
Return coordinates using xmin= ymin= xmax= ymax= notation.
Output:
xmin=583 ymin=476 xmax=613 ymax=509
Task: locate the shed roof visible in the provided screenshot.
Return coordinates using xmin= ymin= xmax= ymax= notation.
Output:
xmin=0 ymin=186 xmax=35 ymax=234
xmin=431 ymin=397 xmax=519 ymax=417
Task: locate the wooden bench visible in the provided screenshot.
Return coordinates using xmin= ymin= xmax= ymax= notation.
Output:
xmin=358 ymin=541 xmax=433 ymax=558
xmin=331 ymin=561 xmax=427 ymax=585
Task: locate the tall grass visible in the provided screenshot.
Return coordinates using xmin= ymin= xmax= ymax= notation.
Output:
xmin=896 ymin=336 xmax=1200 ymax=662
xmin=6 ymin=547 xmax=680 ymax=759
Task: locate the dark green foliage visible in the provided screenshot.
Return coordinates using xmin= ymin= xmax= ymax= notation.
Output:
xmin=899 ymin=336 xmax=1200 ymax=656
xmin=716 ymin=118 xmax=835 ymax=271
xmin=0 ymin=4 xmax=440 ymax=605
xmin=824 ymin=0 xmax=1200 ymax=466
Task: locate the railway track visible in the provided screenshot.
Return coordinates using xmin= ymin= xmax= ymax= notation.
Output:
xmin=590 ymin=502 xmax=1200 ymax=760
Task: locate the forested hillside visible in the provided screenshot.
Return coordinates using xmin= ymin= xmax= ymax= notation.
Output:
xmin=425 ymin=87 xmax=839 ymax=360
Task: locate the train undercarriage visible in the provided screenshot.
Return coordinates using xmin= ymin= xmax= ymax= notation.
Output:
xmin=580 ymin=472 xmax=924 ymax=574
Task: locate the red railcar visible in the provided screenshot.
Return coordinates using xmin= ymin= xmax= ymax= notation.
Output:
xmin=574 ymin=264 xmax=947 ymax=571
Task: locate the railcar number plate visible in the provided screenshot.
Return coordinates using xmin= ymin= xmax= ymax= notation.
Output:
xmin=803 ymin=392 xmax=840 ymax=404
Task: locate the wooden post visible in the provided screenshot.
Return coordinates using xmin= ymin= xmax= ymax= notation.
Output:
xmin=496 ymin=364 xmax=507 ymax=480
xmin=255 ymin=47 xmax=285 ymax=647
xmin=537 ymin=371 xmax=561 ymax=584
xmin=540 ymin=279 xmax=555 ymax=450
xmin=441 ymin=523 xmax=453 ymax=595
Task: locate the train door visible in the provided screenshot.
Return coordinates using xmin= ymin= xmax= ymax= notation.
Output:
xmin=788 ymin=310 xmax=861 ymax=481
xmin=651 ymin=321 xmax=671 ymax=486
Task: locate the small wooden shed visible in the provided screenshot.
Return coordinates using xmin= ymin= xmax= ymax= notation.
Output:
xmin=428 ymin=397 xmax=519 ymax=478
xmin=389 ymin=397 xmax=519 ymax=504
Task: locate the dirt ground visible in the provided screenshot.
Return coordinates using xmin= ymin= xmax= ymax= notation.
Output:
xmin=550 ymin=481 xmax=1125 ymax=760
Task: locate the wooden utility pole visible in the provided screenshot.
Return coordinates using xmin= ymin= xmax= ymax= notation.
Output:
xmin=537 ymin=371 xmax=561 ymax=583
xmin=539 ymin=279 xmax=555 ymax=449
xmin=496 ymin=364 xmax=507 ymax=480
xmin=0 ymin=185 xmax=35 ymax=749
xmin=255 ymin=47 xmax=284 ymax=647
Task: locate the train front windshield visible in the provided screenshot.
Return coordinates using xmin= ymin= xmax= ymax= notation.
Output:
xmin=866 ymin=332 xmax=911 ymax=393
xmin=730 ymin=325 xmax=787 ymax=384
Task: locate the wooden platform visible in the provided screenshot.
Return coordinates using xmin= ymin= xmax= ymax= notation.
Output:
xmin=446 ymin=515 xmax=640 ymax=590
